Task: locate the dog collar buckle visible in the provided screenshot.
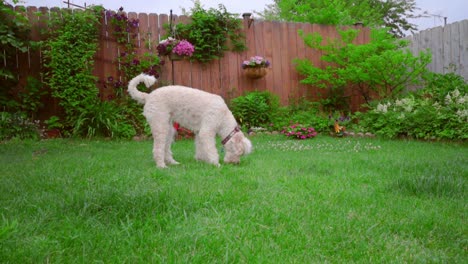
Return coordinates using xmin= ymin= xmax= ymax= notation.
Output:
xmin=221 ymin=126 xmax=240 ymax=145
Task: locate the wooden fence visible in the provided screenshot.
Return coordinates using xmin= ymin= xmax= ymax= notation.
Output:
xmin=6 ymin=6 xmax=371 ymax=119
xmin=405 ymin=19 xmax=468 ymax=81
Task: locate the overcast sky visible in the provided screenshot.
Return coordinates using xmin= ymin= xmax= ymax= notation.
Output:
xmin=10 ymin=0 xmax=468 ymax=32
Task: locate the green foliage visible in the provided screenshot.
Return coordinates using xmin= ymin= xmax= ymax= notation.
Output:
xmin=0 ymin=2 xmax=33 ymax=113
xmin=42 ymin=6 xmax=103 ymax=134
xmin=230 ymin=91 xmax=280 ymax=128
xmin=245 ymin=97 xmax=330 ymax=133
xmin=73 ymin=101 xmax=136 ymax=139
xmin=257 ymin=0 xmax=421 ymax=37
xmin=103 ymin=7 xmax=161 ymax=137
xmin=17 ymin=77 xmax=47 ymax=119
xmin=0 ymin=112 xmax=41 ymax=141
xmin=44 ymin=116 xmax=63 ymax=130
xmin=174 ymin=3 xmax=246 ymax=63
xmin=295 ymin=28 xmax=431 ymax=107
xmin=0 ymin=1 xmax=30 ymax=80
xmin=355 ymin=72 xmax=468 ymax=140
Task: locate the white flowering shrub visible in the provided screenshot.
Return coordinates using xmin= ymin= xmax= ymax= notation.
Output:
xmin=354 ymin=72 xmax=468 ymax=140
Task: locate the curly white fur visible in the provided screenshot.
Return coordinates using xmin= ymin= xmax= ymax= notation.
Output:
xmin=128 ymin=73 xmax=252 ymax=168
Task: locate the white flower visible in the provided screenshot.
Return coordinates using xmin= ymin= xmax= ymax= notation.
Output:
xmin=452 ymin=89 xmax=460 ymax=98
xmin=456 ymin=95 xmax=467 ymax=105
xmin=445 ymin=93 xmax=452 ymax=105
xmin=160 ymin=37 xmax=175 ymax=44
xmin=376 ymin=103 xmax=388 ymax=113
xmin=456 ymin=109 xmax=468 ymax=121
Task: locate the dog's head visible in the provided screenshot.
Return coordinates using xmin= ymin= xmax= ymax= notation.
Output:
xmin=223 ymin=132 xmax=252 ymax=164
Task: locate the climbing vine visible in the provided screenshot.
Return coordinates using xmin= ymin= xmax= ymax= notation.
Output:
xmin=103 ymin=7 xmax=163 ymax=135
xmin=173 ymin=3 xmax=247 ymax=64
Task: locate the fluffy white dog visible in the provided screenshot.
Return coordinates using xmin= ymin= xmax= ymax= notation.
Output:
xmin=128 ymin=73 xmax=252 ymax=168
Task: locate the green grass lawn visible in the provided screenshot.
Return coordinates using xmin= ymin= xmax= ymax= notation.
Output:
xmin=0 ymin=135 xmax=466 ymax=263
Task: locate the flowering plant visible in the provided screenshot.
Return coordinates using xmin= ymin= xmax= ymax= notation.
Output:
xmin=281 ymin=123 xmax=318 ymax=139
xmin=328 ymin=111 xmax=351 ymax=136
xmin=156 ymin=37 xmax=195 ymax=57
xmin=241 ymin=56 xmax=271 ymax=69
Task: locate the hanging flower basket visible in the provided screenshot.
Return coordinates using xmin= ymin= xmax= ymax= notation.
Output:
xmin=157 ymin=38 xmax=195 ymax=60
xmin=241 ymin=56 xmax=270 ymax=79
xmin=244 ymin=67 xmax=267 ymax=79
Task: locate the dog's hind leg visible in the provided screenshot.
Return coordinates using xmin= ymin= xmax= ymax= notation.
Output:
xmin=149 ymin=117 xmax=169 ymax=168
xmin=164 ymin=125 xmax=179 ymax=165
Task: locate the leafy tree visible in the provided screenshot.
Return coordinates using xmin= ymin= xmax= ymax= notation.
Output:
xmin=294 ymin=28 xmax=431 ymax=107
xmin=257 ymin=0 xmax=424 ymax=37
xmin=0 ymin=0 xmax=31 ymax=109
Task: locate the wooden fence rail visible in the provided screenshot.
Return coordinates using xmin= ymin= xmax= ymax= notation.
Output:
xmin=5 ymin=6 xmax=371 ymax=120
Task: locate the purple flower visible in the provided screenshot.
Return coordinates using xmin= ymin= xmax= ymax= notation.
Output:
xmin=241 ymin=56 xmax=270 ymax=69
xmin=172 ymin=40 xmax=195 ymax=56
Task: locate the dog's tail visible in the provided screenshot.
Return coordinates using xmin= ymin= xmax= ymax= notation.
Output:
xmin=127 ymin=73 xmax=157 ymax=104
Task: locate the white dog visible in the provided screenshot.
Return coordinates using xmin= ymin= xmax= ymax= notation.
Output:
xmin=128 ymin=73 xmax=252 ymax=168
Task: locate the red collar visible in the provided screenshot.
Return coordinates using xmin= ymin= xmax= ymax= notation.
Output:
xmin=221 ymin=126 xmax=240 ymax=145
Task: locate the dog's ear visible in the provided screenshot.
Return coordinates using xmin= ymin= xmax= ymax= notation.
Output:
xmin=142 ymin=74 xmax=157 ymax=87
xmin=231 ymin=133 xmax=252 ymax=155
xmin=242 ymin=137 xmax=252 ymax=154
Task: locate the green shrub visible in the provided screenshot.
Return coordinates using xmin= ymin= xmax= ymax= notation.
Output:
xmin=42 ymin=6 xmax=103 ymax=133
xmin=268 ymin=99 xmax=330 ymax=133
xmin=174 ymin=3 xmax=246 ymax=63
xmin=230 ymin=91 xmax=280 ymax=128
xmin=0 ymin=112 xmax=41 ymax=141
xmin=73 ymin=102 xmax=136 ymax=139
xmin=355 ymin=72 xmax=468 ymax=140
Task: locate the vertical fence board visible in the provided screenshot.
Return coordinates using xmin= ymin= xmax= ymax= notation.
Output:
xmin=261 ymin=21 xmax=274 ymax=95
xmin=460 ymin=21 xmax=468 ymax=80
xmin=406 ymin=19 xmax=468 ymax=81
xmin=269 ymin=21 xmax=283 ymax=102
xmin=253 ymin=20 xmax=267 ymax=91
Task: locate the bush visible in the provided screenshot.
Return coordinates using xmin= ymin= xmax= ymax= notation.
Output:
xmin=42 ymin=6 xmax=103 ymax=132
xmin=73 ymin=102 xmax=136 ymax=139
xmin=281 ymin=123 xmax=318 ymax=139
xmin=268 ymin=99 xmax=330 ymax=133
xmin=230 ymin=91 xmax=280 ymax=128
xmin=355 ymin=72 xmax=468 ymax=140
xmin=0 ymin=112 xmax=41 ymax=141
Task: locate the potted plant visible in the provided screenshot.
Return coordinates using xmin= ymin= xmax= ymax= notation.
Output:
xmin=43 ymin=116 xmax=63 ymax=138
xmin=156 ymin=37 xmax=195 ymax=60
xmin=241 ymin=56 xmax=271 ymax=79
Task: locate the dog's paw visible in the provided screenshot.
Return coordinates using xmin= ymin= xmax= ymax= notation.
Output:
xmin=156 ymin=163 xmax=167 ymax=169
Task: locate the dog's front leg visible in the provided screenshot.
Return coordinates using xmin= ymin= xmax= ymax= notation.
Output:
xmin=195 ymin=130 xmax=220 ymax=166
